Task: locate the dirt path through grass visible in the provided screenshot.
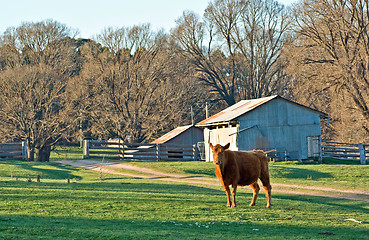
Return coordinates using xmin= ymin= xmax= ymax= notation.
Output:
xmin=56 ymin=160 xmax=369 ymax=202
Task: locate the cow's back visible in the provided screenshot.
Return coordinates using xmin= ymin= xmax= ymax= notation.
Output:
xmin=226 ymin=150 xmax=268 ymax=186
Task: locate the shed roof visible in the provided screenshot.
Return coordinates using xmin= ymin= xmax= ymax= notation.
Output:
xmin=197 ymin=95 xmax=328 ymax=127
xmin=151 ymin=125 xmax=194 ymax=144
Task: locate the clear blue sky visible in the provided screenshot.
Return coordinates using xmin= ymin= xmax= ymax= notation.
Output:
xmin=1 ymin=0 xmax=296 ymax=39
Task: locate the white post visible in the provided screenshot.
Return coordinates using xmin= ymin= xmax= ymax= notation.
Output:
xmin=193 ymin=144 xmax=198 ymax=161
xmin=22 ymin=141 xmax=28 ymax=160
xmin=121 ymin=141 xmax=125 ymax=160
xmin=156 ymin=144 xmax=160 ymax=161
xmin=318 ymin=136 xmax=322 ymax=164
xmin=83 ymin=140 xmax=90 ymax=159
xmin=358 ymin=143 xmax=366 ymax=165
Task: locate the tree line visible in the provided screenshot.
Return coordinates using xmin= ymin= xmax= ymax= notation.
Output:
xmin=1 ymin=0 xmax=368 ymax=161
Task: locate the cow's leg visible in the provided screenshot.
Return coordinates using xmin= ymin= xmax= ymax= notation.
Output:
xmin=263 ymin=185 xmax=272 ymax=208
xmin=231 ymin=185 xmax=237 ymax=207
xmin=260 ymin=178 xmax=272 ymax=208
xmin=260 ymin=174 xmax=272 ymax=208
xmin=249 ymin=182 xmax=260 ymax=206
xmin=223 ymin=185 xmax=232 ymax=207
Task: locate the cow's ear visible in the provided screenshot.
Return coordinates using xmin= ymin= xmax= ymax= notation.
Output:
xmin=209 ymin=143 xmax=214 ymax=150
xmin=224 ymin=143 xmax=230 ymax=150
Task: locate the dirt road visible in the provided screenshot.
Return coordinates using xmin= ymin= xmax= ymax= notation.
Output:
xmin=56 ymin=160 xmax=369 ymax=202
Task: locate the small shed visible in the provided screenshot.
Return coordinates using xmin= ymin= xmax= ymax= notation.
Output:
xmin=152 ymin=125 xmax=204 ymax=160
xmin=152 ymin=125 xmax=204 ymax=146
xmin=196 ymin=95 xmax=327 ymax=161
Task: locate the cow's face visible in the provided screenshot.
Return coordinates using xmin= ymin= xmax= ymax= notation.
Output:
xmin=209 ymin=143 xmax=230 ymax=165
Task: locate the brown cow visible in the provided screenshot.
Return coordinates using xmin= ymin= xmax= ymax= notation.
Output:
xmin=209 ymin=143 xmax=272 ymax=208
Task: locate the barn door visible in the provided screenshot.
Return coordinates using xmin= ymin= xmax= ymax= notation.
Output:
xmin=206 ymin=126 xmax=238 ymax=162
xmin=307 ymin=136 xmax=321 ymax=158
xmin=209 ymin=127 xmax=238 ymax=149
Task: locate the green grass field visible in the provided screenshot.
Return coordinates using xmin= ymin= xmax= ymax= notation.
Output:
xmin=0 ymin=147 xmax=368 ymax=239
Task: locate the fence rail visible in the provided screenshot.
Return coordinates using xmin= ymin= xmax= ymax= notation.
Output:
xmin=0 ymin=142 xmax=27 ymax=160
xmin=83 ymin=140 xmax=200 ymax=161
xmin=321 ymin=140 xmax=367 ymax=164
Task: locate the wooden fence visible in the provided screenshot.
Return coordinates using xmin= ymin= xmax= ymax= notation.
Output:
xmin=321 ymin=140 xmax=367 ymax=165
xmin=83 ymin=140 xmax=200 ymax=161
xmin=0 ymin=142 xmax=27 ymax=160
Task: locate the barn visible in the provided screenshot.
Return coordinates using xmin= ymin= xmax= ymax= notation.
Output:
xmin=152 ymin=125 xmax=204 ymax=160
xmin=152 ymin=125 xmax=204 ymax=146
xmin=196 ymin=95 xmax=328 ymax=162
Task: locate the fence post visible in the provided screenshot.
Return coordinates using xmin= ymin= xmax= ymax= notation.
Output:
xmin=83 ymin=140 xmax=90 ymax=159
xmin=358 ymin=143 xmax=366 ymax=165
xmin=121 ymin=141 xmax=125 ymax=160
xmin=22 ymin=141 xmax=28 ymax=160
xmin=193 ymin=144 xmax=198 ymax=161
xmin=318 ymin=137 xmax=322 ymax=163
xmin=156 ymin=144 xmax=160 ymax=161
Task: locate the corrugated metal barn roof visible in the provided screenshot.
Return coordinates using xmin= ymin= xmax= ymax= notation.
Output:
xmin=197 ymin=95 xmax=327 ymax=126
xmin=151 ymin=125 xmax=194 ymax=144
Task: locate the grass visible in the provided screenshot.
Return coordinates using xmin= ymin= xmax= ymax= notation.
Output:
xmin=270 ymin=162 xmax=369 ymax=191
xmin=0 ymin=163 xmax=368 ymax=240
xmin=322 ymin=157 xmax=368 ymax=165
xmin=0 ymin=147 xmax=368 ymax=239
xmin=121 ymin=160 xmax=369 ymax=192
xmin=49 ymin=146 xmax=369 ymax=191
xmin=50 ymin=145 xmax=84 ymax=161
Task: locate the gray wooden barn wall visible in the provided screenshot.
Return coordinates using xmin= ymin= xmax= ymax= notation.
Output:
xmin=205 ymin=98 xmax=322 ymax=161
xmin=165 ymin=127 xmax=204 ymax=146
xmin=237 ymin=98 xmax=321 ymax=160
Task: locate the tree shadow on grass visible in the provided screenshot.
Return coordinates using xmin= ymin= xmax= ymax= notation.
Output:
xmin=0 ymin=213 xmax=367 ymax=240
xmin=1 ymin=171 xmax=368 ymax=240
xmin=3 ymin=176 xmax=368 ymax=214
xmin=2 ymin=161 xmax=367 ymax=217
xmin=273 ymin=193 xmax=369 ymax=212
xmin=0 ymin=160 xmax=88 ymax=181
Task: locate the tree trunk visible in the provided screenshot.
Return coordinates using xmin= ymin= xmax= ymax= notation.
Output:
xmin=35 ymin=146 xmax=51 ymax=162
xmin=27 ymin=145 xmax=34 ymax=161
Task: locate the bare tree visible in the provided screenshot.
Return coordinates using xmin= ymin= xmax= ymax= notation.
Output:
xmin=76 ymin=25 xmax=202 ymax=142
xmin=173 ymin=0 xmax=291 ymax=106
xmin=0 ymin=20 xmax=79 ymax=161
xmin=288 ymin=0 xmax=369 ymax=142
xmin=0 ymin=66 xmax=76 ymax=161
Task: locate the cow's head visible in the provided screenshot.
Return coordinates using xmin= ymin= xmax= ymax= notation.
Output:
xmin=209 ymin=143 xmax=230 ymax=165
